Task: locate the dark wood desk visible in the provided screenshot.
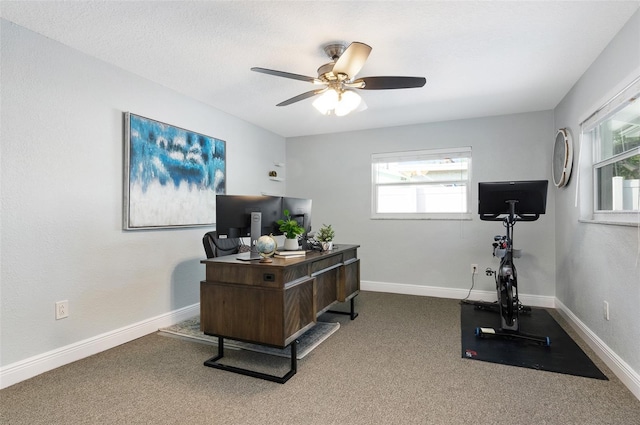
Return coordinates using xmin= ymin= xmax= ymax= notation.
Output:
xmin=200 ymin=244 xmax=360 ymax=382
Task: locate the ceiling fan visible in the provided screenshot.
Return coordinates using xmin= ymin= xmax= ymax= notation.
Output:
xmin=251 ymin=41 xmax=426 ymax=116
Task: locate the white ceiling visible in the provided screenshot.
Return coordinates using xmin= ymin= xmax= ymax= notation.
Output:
xmin=1 ymin=1 xmax=638 ymax=138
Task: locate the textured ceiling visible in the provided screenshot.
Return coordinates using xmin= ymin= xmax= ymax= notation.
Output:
xmin=1 ymin=1 xmax=639 ymax=138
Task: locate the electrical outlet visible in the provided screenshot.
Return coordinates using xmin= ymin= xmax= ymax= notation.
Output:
xmin=471 ymin=264 xmax=478 ymax=274
xmin=603 ymin=301 xmax=609 ymax=321
xmin=55 ymin=300 xmax=69 ymax=320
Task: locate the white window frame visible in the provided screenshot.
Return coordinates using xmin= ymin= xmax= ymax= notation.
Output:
xmin=371 ymin=147 xmax=472 ymax=220
xmin=581 ymin=75 xmax=640 ymax=225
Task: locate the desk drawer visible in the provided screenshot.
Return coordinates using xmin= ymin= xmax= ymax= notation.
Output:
xmin=205 ymin=263 xmax=284 ymax=288
xmin=315 ymin=267 xmax=338 ymax=313
xmin=339 ymin=259 xmax=360 ymax=301
xmin=310 ymin=255 xmax=343 ymax=274
xmin=200 ymin=278 xmax=315 ymax=347
xmin=342 ymin=249 xmax=357 ymax=262
xmin=200 ymin=282 xmax=284 ymax=345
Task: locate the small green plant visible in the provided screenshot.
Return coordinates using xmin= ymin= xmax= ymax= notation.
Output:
xmin=277 ymin=209 xmax=305 ymax=239
xmin=316 ymin=224 xmax=335 ymax=242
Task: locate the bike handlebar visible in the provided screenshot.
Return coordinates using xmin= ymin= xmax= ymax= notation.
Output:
xmin=479 ymin=213 xmax=540 ymax=222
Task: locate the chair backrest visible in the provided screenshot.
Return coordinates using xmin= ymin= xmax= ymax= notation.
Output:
xmin=202 ymin=231 xmax=240 ymax=258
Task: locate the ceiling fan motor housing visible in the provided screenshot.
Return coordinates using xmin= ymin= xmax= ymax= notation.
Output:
xmin=318 ymin=43 xmax=350 ymax=82
xmin=323 ymin=43 xmax=347 ymax=61
xmin=317 ymin=63 xmax=338 ymax=81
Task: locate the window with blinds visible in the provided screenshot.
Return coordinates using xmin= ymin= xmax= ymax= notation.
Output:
xmin=371 ymin=147 xmax=472 ymax=220
xmin=582 ymin=76 xmax=640 ymax=221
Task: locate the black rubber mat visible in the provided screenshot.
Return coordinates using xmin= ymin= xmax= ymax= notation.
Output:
xmin=460 ymin=302 xmax=608 ymax=380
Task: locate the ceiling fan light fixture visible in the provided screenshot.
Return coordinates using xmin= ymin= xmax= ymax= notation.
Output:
xmin=334 ymin=90 xmax=362 ymax=116
xmin=312 ymin=89 xmax=339 ymax=115
xmin=313 ymin=88 xmax=362 ymax=116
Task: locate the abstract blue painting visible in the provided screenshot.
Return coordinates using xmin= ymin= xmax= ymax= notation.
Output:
xmin=124 ymin=113 xmax=226 ymax=229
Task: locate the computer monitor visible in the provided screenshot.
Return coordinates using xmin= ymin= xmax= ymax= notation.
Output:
xmin=215 ymin=195 xmax=283 ymax=241
xmin=282 ymin=197 xmax=312 ymax=234
xmin=478 ymin=180 xmax=548 ymax=221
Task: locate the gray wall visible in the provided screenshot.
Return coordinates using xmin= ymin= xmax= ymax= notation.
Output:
xmin=286 ymin=111 xmax=556 ymax=299
xmin=553 ymin=10 xmax=640 ymax=376
xmin=0 ymin=20 xmax=285 ymax=367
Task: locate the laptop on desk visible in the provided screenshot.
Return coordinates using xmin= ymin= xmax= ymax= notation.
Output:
xmin=236 ymin=251 xmax=261 ymax=261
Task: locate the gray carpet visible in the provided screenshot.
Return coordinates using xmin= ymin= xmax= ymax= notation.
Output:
xmin=159 ymin=317 xmax=339 ymax=359
xmin=1 ymin=291 xmax=639 ymax=425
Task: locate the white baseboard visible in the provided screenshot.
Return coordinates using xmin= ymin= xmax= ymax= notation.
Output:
xmin=361 ymin=280 xmax=556 ymax=308
xmin=554 ymin=299 xmax=640 ymax=401
xmin=0 ymin=303 xmax=199 ymax=390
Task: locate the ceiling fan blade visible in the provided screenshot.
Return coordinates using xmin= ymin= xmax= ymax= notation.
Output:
xmin=332 ymin=42 xmax=372 ymax=78
xmin=276 ymin=88 xmax=328 ymax=106
xmin=354 ymin=76 xmax=427 ymax=90
xmin=251 ymin=67 xmax=321 ymax=84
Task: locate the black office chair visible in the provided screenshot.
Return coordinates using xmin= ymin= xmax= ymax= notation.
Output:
xmin=202 ymin=231 xmax=241 ymax=258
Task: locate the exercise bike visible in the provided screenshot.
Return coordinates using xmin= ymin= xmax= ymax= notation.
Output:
xmin=469 ymin=180 xmax=551 ymax=346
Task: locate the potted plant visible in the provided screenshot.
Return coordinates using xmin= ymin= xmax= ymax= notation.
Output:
xmin=277 ymin=209 xmax=305 ymax=250
xmin=316 ymin=223 xmax=335 ymax=251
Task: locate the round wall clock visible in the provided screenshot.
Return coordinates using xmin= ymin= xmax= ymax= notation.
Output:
xmin=552 ymin=128 xmax=573 ymax=188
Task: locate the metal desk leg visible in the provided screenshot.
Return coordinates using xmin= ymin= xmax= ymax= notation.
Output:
xmin=204 ymin=337 xmax=298 ymax=384
xmin=328 ymin=296 xmax=359 ymax=320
